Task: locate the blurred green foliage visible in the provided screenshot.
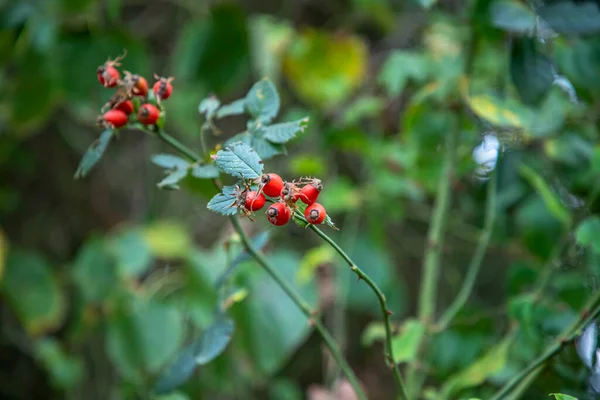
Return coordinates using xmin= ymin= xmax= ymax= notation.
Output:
xmin=2 ymin=0 xmax=600 ymax=399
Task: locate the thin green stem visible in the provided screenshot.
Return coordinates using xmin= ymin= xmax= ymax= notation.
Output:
xmin=490 ymin=289 xmax=600 ymax=400
xmin=437 ymin=171 xmax=497 ymax=330
xmin=148 ymin=127 xmax=367 ymax=400
xmin=308 ymin=223 xmax=409 ymax=400
xmin=418 ymin=128 xmax=458 ymax=323
xmin=230 ymin=217 xmax=367 ymax=400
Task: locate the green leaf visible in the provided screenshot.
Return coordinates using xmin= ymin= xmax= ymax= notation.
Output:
xmin=153 ymin=318 xmax=234 ymax=394
xmin=519 ymin=164 xmax=571 ymax=225
xmin=109 ymin=229 xmax=153 ymax=278
xmin=227 ymin=131 xmax=286 ymax=160
xmin=391 ymin=319 xmax=426 ymax=363
xmin=538 ymin=2 xmax=600 ymax=34
xmin=549 ymin=394 xmax=579 ymax=400
xmin=191 ymin=164 xmax=220 ymax=179
xmin=158 ymin=169 xmax=189 ymax=190
xmin=510 ymin=37 xmax=553 ymax=106
xmin=106 ymin=298 xmax=184 ymax=379
xmin=2 ymin=251 xmax=65 ymax=335
xmin=34 ymin=338 xmax=83 ymax=389
xmin=378 ymin=51 xmax=429 ymax=97
xmin=74 ymin=129 xmax=114 ymax=179
xmin=143 ymin=221 xmax=192 ymax=259
xmin=361 ymin=323 xmax=386 ymax=347
xmin=152 ymin=154 xmax=190 ymax=170
xmin=214 ymin=142 xmax=264 ymax=179
xmin=490 ymin=0 xmax=537 ymax=33
xmin=207 ymin=185 xmax=239 ymax=216
xmin=216 ymin=99 xmax=246 ymax=119
xmin=245 ymin=78 xmax=280 ymax=123
xmin=214 ymin=231 xmax=271 ymax=288
xmin=465 ymin=91 xmax=530 ymax=129
xmin=441 ymin=336 xmax=513 ymax=397
xmin=198 ymin=96 xmax=220 ymax=119
xmin=342 ymin=96 xmax=385 ymax=126
xmin=575 ymin=216 xmax=600 ymax=254
xmin=72 ymin=239 xmax=118 ymax=303
xmin=296 ymin=245 xmax=335 ymax=284
xmin=263 ymin=117 xmax=309 ymax=144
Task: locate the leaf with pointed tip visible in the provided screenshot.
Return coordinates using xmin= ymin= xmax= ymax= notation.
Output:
xmin=74 ymin=130 xmax=114 ymax=179
xmin=216 ymin=99 xmax=245 ymax=118
xmin=263 ymin=118 xmax=309 ymax=144
xmin=157 ymin=169 xmax=188 ymax=190
xmin=538 ymin=2 xmax=600 ymax=34
xmin=245 ymin=78 xmax=280 ymax=123
xmin=191 ymin=164 xmax=219 ymax=179
xmin=214 ymin=142 xmax=264 ymax=179
xmin=152 ymin=154 xmax=190 ymax=170
xmin=198 ymin=96 xmax=220 ymax=119
xmin=207 ymin=185 xmax=238 ymax=215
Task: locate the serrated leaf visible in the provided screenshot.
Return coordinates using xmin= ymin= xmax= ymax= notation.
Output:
xmin=510 ymin=37 xmax=553 ymax=106
xmin=152 ymin=154 xmax=190 ymax=170
xmin=263 ymin=118 xmax=309 ymax=144
xmin=207 ymin=185 xmax=239 ymax=215
xmin=575 ymin=216 xmax=600 ymax=254
xmin=519 ymin=164 xmax=571 ymax=225
xmin=157 ymin=169 xmax=188 ymax=190
xmin=490 ymin=0 xmax=537 ymax=33
xmin=74 ymin=129 xmax=114 ymax=179
xmin=214 ymin=142 xmax=264 ymax=179
xmin=245 ymin=78 xmax=280 ymax=123
xmin=198 ymin=96 xmax=220 ymax=119
xmin=154 ymin=319 xmax=234 ymax=394
xmin=191 ymin=164 xmax=219 ymax=179
xmin=391 ymin=319 xmax=426 ymax=363
xmin=538 ymin=2 xmax=600 ymax=34
xmin=216 ymin=99 xmax=245 ymax=119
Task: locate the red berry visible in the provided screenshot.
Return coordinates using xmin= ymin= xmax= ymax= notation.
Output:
xmin=280 ymin=182 xmax=300 ymax=203
xmin=97 ymin=65 xmax=120 ymax=87
xmin=115 ymin=100 xmax=134 ymax=115
xmin=132 ymin=75 xmax=148 ymax=96
xmin=245 ymin=191 xmax=266 ymax=211
xmin=153 ymin=77 xmax=173 ymax=100
xmin=266 ymin=202 xmax=291 ymax=226
xmin=304 ymin=203 xmax=326 ymax=224
xmin=299 ymin=181 xmax=322 ymax=205
xmin=261 ymin=173 xmax=284 ymax=197
xmin=137 ymin=104 xmax=160 ymax=125
xmin=102 ymin=109 xmax=128 ymax=128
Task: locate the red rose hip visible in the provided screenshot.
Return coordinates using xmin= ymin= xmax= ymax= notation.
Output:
xmin=153 ymin=76 xmax=173 ymax=100
xmin=261 ymin=173 xmax=284 ymax=197
xmin=115 ymin=100 xmax=134 ymax=115
xmin=137 ymin=104 xmax=160 ymax=125
xmin=244 ymin=191 xmax=266 ymax=211
xmin=101 ymin=109 xmax=128 ymax=128
xmin=304 ymin=203 xmax=326 ymax=224
xmin=266 ymin=202 xmax=291 ymax=226
xmin=97 ymin=65 xmax=120 ymax=87
xmin=299 ymin=179 xmax=323 ymax=205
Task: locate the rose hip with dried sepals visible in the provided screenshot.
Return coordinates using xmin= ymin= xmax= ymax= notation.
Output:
xmin=115 ymin=100 xmax=134 ymax=115
xmin=280 ymin=182 xmax=301 ymax=203
xmin=96 ymin=53 xmax=125 ymax=88
xmin=299 ymin=178 xmax=323 ymax=205
xmin=138 ymin=104 xmax=160 ymax=125
xmin=261 ymin=173 xmax=284 ymax=197
xmin=153 ymin=75 xmax=174 ymax=100
xmin=304 ymin=203 xmax=326 ymax=224
xmin=245 ymin=191 xmax=266 ymax=211
xmin=123 ymin=71 xmax=148 ymax=97
xmin=99 ymin=109 xmax=128 ymax=128
xmin=266 ymin=202 xmax=291 ymax=226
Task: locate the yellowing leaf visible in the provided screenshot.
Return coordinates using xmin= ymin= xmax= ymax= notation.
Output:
xmin=283 ymin=29 xmax=367 ymax=109
xmin=296 ymin=245 xmax=335 ymax=284
xmin=467 ymin=94 xmax=526 ymax=128
xmin=143 ymin=221 xmax=192 ymax=259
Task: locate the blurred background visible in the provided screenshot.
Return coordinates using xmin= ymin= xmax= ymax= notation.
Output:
xmin=1 ymin=0 xmax=600 ymax=399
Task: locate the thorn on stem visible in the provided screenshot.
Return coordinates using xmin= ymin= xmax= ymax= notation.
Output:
xmin=386 ymin=309 xmax=394 ymax=316
xmin=308 ymin=318 xmax=315 ymax=327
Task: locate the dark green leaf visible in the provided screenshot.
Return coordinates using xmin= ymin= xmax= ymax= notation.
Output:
xmin=575 ymin=216 xmax=600 ymax=254
xmin=216 ymin=99 xmax=246 ymax=118
xmin=74 ymin=130 xmax=114 ymax=179
xmin=158 ymin=169 xmax=189 ymax=190
xmin=198 ymin=96 xmax=221 ymax=119
xmin=490 ymin=0 xmax=536 ymax=33
xmin=34 ymin=338 xmax=83 ymax=389
xmin=245 ymin=78 xmax=280 ymax=123
xmin=191 ymin=164 xmax=220 ymax=179
xmin=510 ymin=37 xmax=553 ymax=106
xmin=152 ymin=154 xmax=190 ymax=170
xmin=538 ymin=2 xmax=600 ymax=34
xmin=153 ymin=318 xmax=234 ymax=394
xmin=207 ymin=185 xmax=239 ymax=215
xmin=72 ymin=239 xmax=118 ymax=303
xmin=214 ymin=142 xmax=264 ymax=178
xmin=2 ymin=251 xmax=65 ymax=335
xmin=262 ymin=118 xmax=309 ymax=144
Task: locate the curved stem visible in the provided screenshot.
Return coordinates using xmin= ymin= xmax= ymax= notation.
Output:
xmin=229 ymin=217 xmax=367 ymax=400
xmin=308 ymin=223 xmax=409 ymax=400
xmin=148 ymin=127 xmax=367 ymax=400
xmin=437 ymin=171 xmax=497 ymax=330
xmin=490 ymin=289 xmax=600 ymax=400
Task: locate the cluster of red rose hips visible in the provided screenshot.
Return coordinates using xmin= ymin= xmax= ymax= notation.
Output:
xmin=240 ymin=173 xmax=327 ymax=227
xmin=96 ymin=52 xmax=173 ymax=129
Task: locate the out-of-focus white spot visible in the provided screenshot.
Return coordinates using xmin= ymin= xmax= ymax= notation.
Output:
xmin=473 ymin=133 xmax=501 ymax=182
xmin=553 ymin=74 xmax=579 ymax=105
